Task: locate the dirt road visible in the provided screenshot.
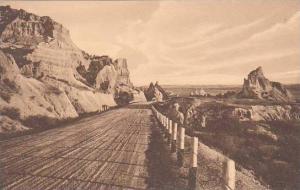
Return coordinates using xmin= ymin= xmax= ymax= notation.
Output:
xmin=0 ymin=104 xmax=182 ymax=190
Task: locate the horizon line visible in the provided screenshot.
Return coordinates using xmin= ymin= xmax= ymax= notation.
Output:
xmin=134 ymin=82 xmax=300 ymax=87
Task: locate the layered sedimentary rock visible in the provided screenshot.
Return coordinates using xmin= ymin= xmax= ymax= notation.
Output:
xmin=0 ymin=6 xmax=138 ymax=131
xmin=145 ymin=81 xmax=168 ymax=101
xmin=182 ymin=102 xmax=300 ymax=131
xmin=0 ymin=115 xmax=29 ymax=133
xmin=95 ymin=64 xmax=118 ymax=93
xmin=232 ymin=105 xmax=300 ymax=121
xmin=238 ymin=67 xmax=294 ymax=102
xmin=76 ymin=55 xmax=134 ymax=94
xmin=0 ymin=49 xmax=116 ymax=120
xmin=113 ymin=58 xmax=133 ymax=87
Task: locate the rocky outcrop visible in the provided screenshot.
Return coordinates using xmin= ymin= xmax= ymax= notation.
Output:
xmin=0 ymin=6 xmax=58 ymax=46
xmin=233 ymin=105 xmax=300 ymax=121
xmin=0 ymin=6 xmax=137 ymax=133
xmin=76 ymin=56 xmax=134 ymax=94
xmin=0 ymin=49 xmax=116 ymax=120
xmin=184 ymin=102 xmax=300 ymax=129
xmin=167 ymin=103 xmax=184 ymax=125
xmin=95 ymin=64 xmax=118 ymax=93
xmin=0 ymin=115 xmax=29 ymax=133
xmin=144 ymin=81 xmax=168 ymax=101
xmin=190 ymin=88 xmax=207 ymax=97
xmin=113 ymin=58 xmax=133 ymax=88
xmin=238 ymin=67 xmax=294 ymax=102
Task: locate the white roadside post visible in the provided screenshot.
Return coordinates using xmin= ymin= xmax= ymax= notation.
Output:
xmin=224 ymin=159 xmax=236 ymax=190
xmin=165 ymin=117 xmax=169 ymax=139
xmin=177 ymin=127 xmax=185 ymax=167
xmin=188 ymin=137 xmax=200 ymax=190
xmin=168 ymin=119 xmax=173 ymax=145
xmin=171 ymin=122 xmax=177 ymax=152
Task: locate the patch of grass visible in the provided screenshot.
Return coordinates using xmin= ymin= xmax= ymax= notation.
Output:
xmin=194 ymin=120 xmax=300 ymax=190
xmin=158 ymin=97 xmax=300 ymax=189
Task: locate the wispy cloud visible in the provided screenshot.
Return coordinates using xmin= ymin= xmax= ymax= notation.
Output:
xmin=1 ymin=1 xmax=299 ymax=85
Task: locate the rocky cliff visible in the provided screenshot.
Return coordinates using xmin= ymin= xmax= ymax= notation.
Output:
xmin=238 ymin=67 xmax=294 ymax=102
xmin=144 ymin=81 xmax=168 ymax=101
xmin=0 ymin=6 xmax=138 ymax=132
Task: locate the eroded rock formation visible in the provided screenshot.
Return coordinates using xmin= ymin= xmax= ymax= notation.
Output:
xmin=0 ymin=6 xmax=138 ymax=132
xmin=167 ymin=103 xmax=184 ymax=125
xmin=238 ymin=67 xmax=294 ymax=102
xmin=144 ymin=81 xmax=168 ymax=101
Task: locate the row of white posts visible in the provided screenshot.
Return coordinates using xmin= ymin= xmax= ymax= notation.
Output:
xmin=102 ymin=105 xmax=109 ymax=111
xmin=151 ymin=106 xmax=236 ymax=190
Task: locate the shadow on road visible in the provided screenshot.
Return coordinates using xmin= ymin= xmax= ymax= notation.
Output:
xmin=125 ymin=104 xmax=151 ymax=109
xmin=145 ymin=115 xmax=187 ymax=190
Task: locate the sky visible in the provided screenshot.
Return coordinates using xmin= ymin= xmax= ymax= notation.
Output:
xmin=1 ymin=1 xmax=300 ymax=86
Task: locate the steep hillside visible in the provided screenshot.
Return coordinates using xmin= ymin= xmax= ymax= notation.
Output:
xmin=0 ymin=6 xmax=142 ymax=133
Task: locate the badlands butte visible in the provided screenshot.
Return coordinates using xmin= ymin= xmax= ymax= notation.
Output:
xmin=0 ymin=5 xmax=300 ymax=190
xmin=1 ymin=5 xmax=299 ymax=135
xmin=0 ymin=6 xmax=145 ymax=134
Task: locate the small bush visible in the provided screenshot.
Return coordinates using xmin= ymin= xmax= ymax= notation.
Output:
xmin=0 ymin=91 xmax=11 ymax=103
xmin=0 ymin=107 xmax=21 ymax=120
xmin=0 ymin=65 xmax=5 ymax=74
xmin=114 ymin=91 xmax=134 ymax=105
xmin=46 ymin=107 xmax=53 ymax=112
xmin=100 ymin=81 xmax=110 ymax=91
xmin=3 ymin=78 xmax=19 ymax=91
xmin=23 ymin=115 xmax=58 ymax=129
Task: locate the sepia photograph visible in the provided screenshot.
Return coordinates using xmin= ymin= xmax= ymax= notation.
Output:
xmin=0 ymin=1 xmax=299 ymax=189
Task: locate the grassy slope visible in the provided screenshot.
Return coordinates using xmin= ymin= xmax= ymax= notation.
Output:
xmin=157 ymin=94 xmax=300 ymax=190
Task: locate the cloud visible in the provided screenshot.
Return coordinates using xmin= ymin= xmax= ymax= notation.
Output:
xmin=118 ymin=2 xmax=300 ymax=85
xmin=2 ymin=1 xmax=299 ymax=85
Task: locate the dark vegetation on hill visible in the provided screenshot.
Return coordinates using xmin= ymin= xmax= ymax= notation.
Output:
xmin=152 ymin=71 xmax=300 ymax=189
xmin=155 ymin=96 xmax=300 ymax=190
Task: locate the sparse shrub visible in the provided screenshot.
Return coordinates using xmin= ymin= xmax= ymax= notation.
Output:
xmin=115 ymin=91 xmax=134 ymax=105
xmin=0 ymin=65 xmax=5 ymax=75
xmin=46 ymin=107 xmax=53 ymax=112
xmin=23 ymin=115 xmax=58 ymax=129
xmin=0 ymin=91 xmax=11 ymax=102
xmin=3 ymin=78 xmax=19 ymax=91
xmin=76 ymin=64 xmax=87 ymax=78
xmin=46 ymin=85 xmax=62 ymax=95
xmin=0 ymin=107 xmax=21 ymax=120
xmin=71 ymin=98 xmax=85 ymax=113
xmin=100 ymin=81 xmax=110 ymax=91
